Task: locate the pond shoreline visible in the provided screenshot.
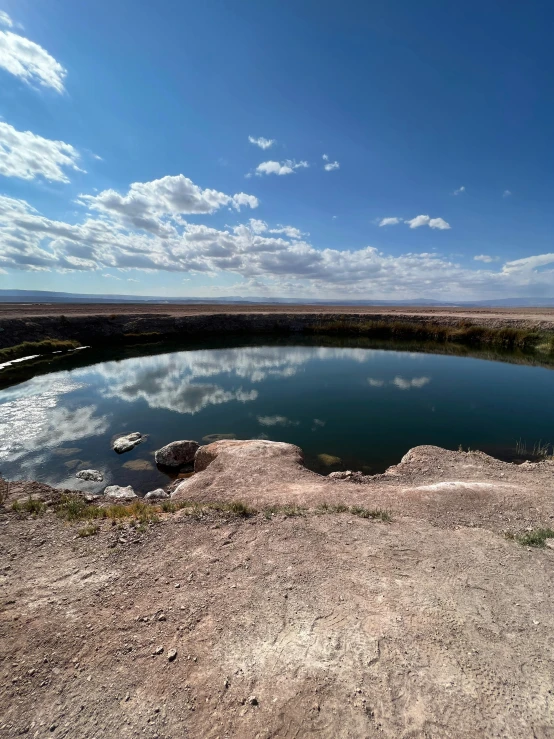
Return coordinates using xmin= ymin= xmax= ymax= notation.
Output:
xmin=2 ymin=304 xmax=554 ymax=360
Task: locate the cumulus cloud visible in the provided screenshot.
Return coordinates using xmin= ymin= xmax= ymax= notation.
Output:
xmin=0 ymin=20 xmax=67 ymax=92
xmin=77 ymin=174 xmax=258 ymax=236
xmin=405 ymin=215 xmax=451 ymax=230
xmin=0 ymin=121 xmax=82 ymax=182
xmin=453 ymin=186 xmax=465 ymax=195
xmin=1 ymin=180 xmax=553 ymax=300
xmin=255 ymin=160 xmax=309 ymax=176
xmin=474 ymin=255 xmax=498 ymax=263
xmin=503 ymin=190 xmax=512 ymax=197
xmin=268 ymin=225 xmax=307 ymax=239
xmin=379 ymin=217 xmax=401 ymax=227
xmin=248 ymin=136 xmax=275 ymax=149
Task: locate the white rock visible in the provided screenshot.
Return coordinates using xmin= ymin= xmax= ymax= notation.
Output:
xmin=113 ymin=433 xmax=144 ymax=454
xmin=104 ymin=485 xmax=137 ymax=500
xmin=76 ymin=469 xmax=104 ymax=482
xmin=144 ymin=488 xmax=169 ymax=500
xmin=155 ymin=440 xmax=199 ymax=467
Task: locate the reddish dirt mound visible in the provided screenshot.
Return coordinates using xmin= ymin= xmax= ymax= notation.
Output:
xmin=1 ymin=442 xmax=554 ymax=738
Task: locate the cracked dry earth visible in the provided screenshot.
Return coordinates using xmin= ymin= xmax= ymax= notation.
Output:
xmin=1 ymin=443 xmax=554 ymax=738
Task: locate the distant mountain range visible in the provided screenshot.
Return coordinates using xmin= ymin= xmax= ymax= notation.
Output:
xmin=1 ymin=289 xmax=554 ymax=308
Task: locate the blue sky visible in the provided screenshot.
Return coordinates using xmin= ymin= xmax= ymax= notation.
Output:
xmin=0 ymin=0 xmax=553 ymax=299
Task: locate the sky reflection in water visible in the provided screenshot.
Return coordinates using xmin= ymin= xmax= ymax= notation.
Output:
xmin=1 ymin=343 xmax=553 ymax=494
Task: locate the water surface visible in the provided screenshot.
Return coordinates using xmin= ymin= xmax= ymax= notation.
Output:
xmin=1 ymin=340 xmax=553 ymax=493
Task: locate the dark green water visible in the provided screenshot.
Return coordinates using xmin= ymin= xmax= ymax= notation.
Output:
xmin=1 ymin=338 xmax=553 ymax=494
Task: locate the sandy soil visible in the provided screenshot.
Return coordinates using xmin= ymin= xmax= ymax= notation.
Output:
xmin=2 ymin=302 xmax=554 ymax=324
xmin=2 ymin=442 xmax=554 ymax=738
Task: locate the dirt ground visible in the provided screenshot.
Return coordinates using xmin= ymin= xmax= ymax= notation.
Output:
xmin=2 ymin=302 xmax=554 ymax=325
xmin=1 ymin=442 xmax=554 ymax=738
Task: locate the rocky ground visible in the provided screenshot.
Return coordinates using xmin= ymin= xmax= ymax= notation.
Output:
xmin=1 ymin=441 xmax=554 ymax=738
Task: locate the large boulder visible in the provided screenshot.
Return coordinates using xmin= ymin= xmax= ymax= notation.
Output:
xmin=113 ymin=433 xmax=144 ymax=454
xmin=172 ymin=439 xmax=304 ymax=502
xmin=104 ymin=485 xmax=137 ymax=501
xmin=155 ymin=440 xmax=199 ymax=468
xmin=76 ymin=469 xmax=104 ymax=482
xmin=194 ymin=438 xmax=302 ymax=473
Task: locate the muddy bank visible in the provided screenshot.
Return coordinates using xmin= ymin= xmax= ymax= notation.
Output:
xmin=2 ymin=305 xmax=554 ymax=356
xmin=2 ymin=441 xmax=554 ymax=738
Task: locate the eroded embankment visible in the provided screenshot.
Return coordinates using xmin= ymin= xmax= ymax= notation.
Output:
xmin=2 ymin=441 xmax=554 ymax=738
xmin=2 ymin=308 xmax=554 ymax=361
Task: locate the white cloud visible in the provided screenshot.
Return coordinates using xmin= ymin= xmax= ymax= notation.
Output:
xmin=0 ymin=121 xmax=82 ymax=182
xmin=255 ymin=160 xmax=309 ymax=176
xmin=453 ymin=186 xmax=465 ymax=195
xmin=248 ymin=218 xmax=268 ymax=234
xmin=0 ymin=23 xmax=67 ymax=92
xmin=474 ymin=255 xmax=498 ymax=263
xmin=268 ymin=225 xmax=307 ymax=239
xmin=78 ymin=173 xmax=258 ymax=235
xmin=102 ymin=273 xmax=122 ymax=280
xmin=0 ymin=11 xmax=13 ymax=27
xmin=405 ymin=215 xmax=451 ymax=230
xmin=247 ymin=219 xmax=306 ymax=240
xmin=503 ymin=190 xmax=512 ymax=198
xmin=322 ymin=154 xmax=340 ymax=171
xmin=379 ymin=217 xmax=401 ymax=227
xmin=127 ymin=278 xmax=139 ymax=282
xmin=248 ymin=136 xmax=275 ymax=150
xmin=1 ymin=183 xmax=553 ymax=300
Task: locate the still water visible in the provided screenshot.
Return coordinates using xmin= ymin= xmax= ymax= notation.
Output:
xmin=1 ymin=340 xmax=553 ymax=493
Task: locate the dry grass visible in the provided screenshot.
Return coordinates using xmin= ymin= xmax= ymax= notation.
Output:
xmin=12 ymin=497 xmax=47 ymax=517
xmin=52 ymin=494 xmax=392 ymax=526
xmin=310 ymin=319 xmax=549 ymax=352
xmin=0 ymin=338 xmax=81 ymax=362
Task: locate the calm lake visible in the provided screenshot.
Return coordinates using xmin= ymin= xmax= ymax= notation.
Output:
xmin=1 ymin=339 xmax=553 ymax=493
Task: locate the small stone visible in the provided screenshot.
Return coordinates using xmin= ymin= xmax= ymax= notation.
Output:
xmin=112 ymin=433 xmax=144 ymax=454
xmin=545 ymin=538 xmax=554 ymax=550
xmin=174 ymin=583 xmax=180 ymax=588
xmin=157 ymin=614 xmax=167 ymax=622
xmin=224 ymin=678 xmax=230 ymax=689
xmin=154 ymin=646 xmax=164 ymax=655
xmin=167 ymin=649 xmax=177 ymax=662
xmin=76 ymin=469 xmax=104 ymax=482
xmin=144 ymin=489 xmax=169 ymax=501
xmin=104 ymin=485 xmax=137 ymax=501
xmin=248 ymin=695 xmax=258 ymax=706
